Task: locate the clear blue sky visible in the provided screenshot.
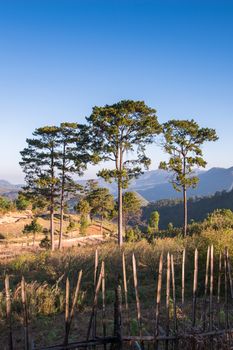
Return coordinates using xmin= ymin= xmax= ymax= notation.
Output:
xmin=0 ymin=0 xmax=232 ymax=183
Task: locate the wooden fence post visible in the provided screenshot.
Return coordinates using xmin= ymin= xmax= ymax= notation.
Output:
xmin=182 ymin=249 xmax=186 ymax=306
xmin=155 ymin=253 xmax=163 ymax=350
xmin=192 ymin=248 xmax=198 ymax=328
xmin=209 ymin=245 xmax=214 ymax=332
xmin=132 ymin=254 xmax=142 ymax=338
xmin=165 ymin=252 xmax=171 ymax=350
xmin=5 ymin=274 xmax=13 ymax=350
xmin=217 ymin=252 xmax=222 ymax=328
xmin=122 ymin=252 xmax=130 ymax=334
xmin=64 ymin=270 xmax=83 ymax=345
xmin=171 ymin=254 xmax=177 ymax=332
xmin=114 ymin=283 xmax=122 ymax=349
xmin=203 ymin=246 xmax=210 ymax=331
xmin=21 ymin=276 xmax=29 ymax=350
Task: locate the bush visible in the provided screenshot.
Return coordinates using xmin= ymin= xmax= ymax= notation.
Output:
xmin=125 ymin=226 xmax=141 ymax=242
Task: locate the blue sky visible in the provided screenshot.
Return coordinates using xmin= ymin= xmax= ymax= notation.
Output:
xmin=0 ymin=0 xmax=232 ymax=183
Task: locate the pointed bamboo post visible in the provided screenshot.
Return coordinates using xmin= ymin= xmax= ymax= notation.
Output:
xmin=226 ymin=248 xmax=233 ymax=298
xmin=165 ymin=252 xmax=171 ymax=350
xmin=65 ymin=270 xmax=83 ymax=345
xmin=114 ymin=283 xmax=122 ymax=349
xmin=182 ymin=249 xmax=186 ymax=306
xmin=87 ymin=264 xmax=104 ymax=341
xmin=101 ymin=261 xmax=106 ymax=350
xmin=203 ymin=246 xmax=210 ymax=331
xmin=171 ymin=254 xmax=177 ymax=332
xmin=122 ymin=252 xmax=130 ymax=334
xmin=5 ymin=274 xmax=13 ymax=350
xmin=21 ymin=276 xmax=29 ymax=350
xmin=93 ymin=249 xmax=99 ymax=339
xmin=132 ymin=253 xmax=142 ymax=338
xmin=154 ymin=253 xmax=163 ymax=350
xmin=209 ymin=245 xmax=214 ymax=331
xmin=224 ymin=247 xmax=229 ymax=329
xmin=192 ymin=248 xmax=198 ymax=328
xmin=217 ymin=252 xmax=222 ymax=328
xmin=64 ymin=277 xmax=70 ymax=343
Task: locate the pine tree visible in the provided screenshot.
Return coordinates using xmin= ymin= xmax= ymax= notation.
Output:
xmin=87 ymin=100 xmax=161 ymax=245
xmin=159 ymin=119 xmax=218 ymax=236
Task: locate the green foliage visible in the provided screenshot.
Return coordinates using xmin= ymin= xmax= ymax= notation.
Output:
xmin=86 ymin=185 xmax=114 ymax=221
xmin=39 ymin=235 xmax=51 ymax=249
xmin=159 ymin=119 xmax=218 ymax=192
xmin=87 ymin=100 xmax=161 ymax=187
xmin=66 ymin=218 xmax=77 ymax=232
xmin=205 ymin=209 xmax=233 ymax=230
xmin=122 ymin=191 xmax=142 ymax=227
xmin=87 ymin=100 xmax=161 ymax=244
xmin=15 ymin=192 xmax=31 ymax=210
xmin=125 ymin=226 xmax=142 ymax=242
xmin=159 ymin=119 xmax=218 ymax=236
xmin=0 ymin=196 xmax=14 ymax=213
xmin=23 ymin=218 xmax=43 ymax=235
xmin=167 ymin=222 xmax=174 ymax=231
xmin=149 ymin=211 xmax=160 ymax=230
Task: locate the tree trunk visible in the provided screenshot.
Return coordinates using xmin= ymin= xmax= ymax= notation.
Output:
xmin=50 ymin=207 xmax=55 ymax=251
xmin=118 ymin=181 xmax=123 ymax=246
xmin=59 ymin=142 xmax=66 ymax=251
xmin=58 ymin=204 xmax=64 ymax=250
xmin=183 ymin=186 xmax=188 ymax=237
xmin=100 ymin=215 xmax=103 ymax=235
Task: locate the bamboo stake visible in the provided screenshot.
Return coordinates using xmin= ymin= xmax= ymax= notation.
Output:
xmin=21 ymin=276 xmax=29 ymax=350
xmin=101 ymin=262 xmax=106 ymax=350
xmin=94 ymin=249 xmax=98 ymax=287
xmin=93 ymin=249 xmax=98 ymax=341
xmin=165 ymin=253 xmax=171 ymax=350
xmin=87 ymin=264 xmax=104 ymax=341
xmin=171 ymin=254 xmax=177 ymax=332
xmin=122 ymin=252 xmax=130 ymax=334
xmin=182 ymin=249 xmax=185 ymax=305
xmin=203 ymin=246 xmax=210 ymax=331
xmin=192 ymin=248 xmax=198 ymax=328
xmin=209 ymin=245 xmax=214 ymax=331
xmin=64 ymin=270 xmax=83 ymax=345
xmin=226 ymin=248 xmax=233 ymax=299
xmin=132 ymin=254 xmax=142 ymax=338
xmin=154 ymin=253 xmax=163 ymax=349
xmin=114 ymin=284 xmax=122 ymax=350
xmin=217 ymin=252 xmax=222 ymax=328
xmin=65 ymin=277 xmax=70 ymax=343
xmin=224 ymin=247 xmax=229 ymax=329
xmin=5 ymin=274 xmax=13 ymax=350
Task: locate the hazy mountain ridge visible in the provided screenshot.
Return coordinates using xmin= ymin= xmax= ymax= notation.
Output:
xmin=1 ymin=166 xmax=233 ymax=201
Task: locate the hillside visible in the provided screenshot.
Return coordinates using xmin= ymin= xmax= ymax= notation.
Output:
xmin=1 ymin=166 xmax=233 ymax=202
xmin=142 ymin=188 xmax=233 ymax=229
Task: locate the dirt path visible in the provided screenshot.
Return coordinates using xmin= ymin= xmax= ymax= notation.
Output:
xmin=0 ymin=234 xmax=112 ymax=259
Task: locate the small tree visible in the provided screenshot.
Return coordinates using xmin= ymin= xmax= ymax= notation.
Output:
xmin=122 ymin=192 xmax=142 ymax=232
xmin=20 ymin=126 xmax=60 ymax=250
xmin=86 ymin=186 xmax=114 ymax=235
xmin=23 ymin=218 xmax=43 ymax=246
xmin=149 ymin=211 xmax=160 ymax=231
xmin=76 ymin=199 xmax=91 ymax=235
xmin=15 ymin=192 xmax=31 ymax=211
xmin=87 ymin=100 xmax=161 ymax=246
xmin=56 ymin=123 xmax=89 ymax=249
xmin=159 ymin=119 xmax=218 ymax=236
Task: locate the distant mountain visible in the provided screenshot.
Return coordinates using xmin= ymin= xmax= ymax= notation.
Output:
xmin=1 ymin=166 xmax=233 ymax=202
xmin=0 ymin=180 xmax=22 ymax=199
xmin=133 ymin=167 xmax=233 ymax=201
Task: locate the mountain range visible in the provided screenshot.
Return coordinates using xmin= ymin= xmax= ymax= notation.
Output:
xmin=1 ymin=166 xmax=233 ymax=202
